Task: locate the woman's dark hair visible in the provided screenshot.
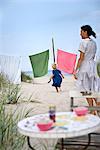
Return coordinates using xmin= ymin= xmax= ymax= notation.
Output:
xmin=81 ymin=25 xmax=96 ymax=38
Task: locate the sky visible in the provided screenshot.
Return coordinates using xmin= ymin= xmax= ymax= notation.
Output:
xmin=0 ymin=0 xmax=100 ymax=71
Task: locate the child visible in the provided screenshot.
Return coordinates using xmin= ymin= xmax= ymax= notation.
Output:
xmin=49 ymin=63 xmax=64 ymax=92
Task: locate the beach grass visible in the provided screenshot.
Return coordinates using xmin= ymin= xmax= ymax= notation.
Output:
xmin=0 ymin=73 xmax=37 ymax=150
xmin=21 ymin=71 xmax=32 ymax=83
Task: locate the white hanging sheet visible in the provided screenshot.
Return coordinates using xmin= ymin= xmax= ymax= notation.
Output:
xmin=0 ymin=55 xmax=21 ymax=84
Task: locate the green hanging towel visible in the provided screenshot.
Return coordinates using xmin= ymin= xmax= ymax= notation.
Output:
xmin=97 ymin=62 xmax=100 ymax=77
xmin=29 ymin=50 xmax=49 ymax=77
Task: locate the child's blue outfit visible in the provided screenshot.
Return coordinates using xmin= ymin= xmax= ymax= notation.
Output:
xmin=52 ymin=69 xmax=62 ymax=87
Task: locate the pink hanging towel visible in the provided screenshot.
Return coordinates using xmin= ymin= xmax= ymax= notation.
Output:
xmin=57 ymin=49 xmax=77 ymax=74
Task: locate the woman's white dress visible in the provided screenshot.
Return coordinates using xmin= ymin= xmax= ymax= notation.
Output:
xmin=76 ymin=38 xmax=100 ymax=92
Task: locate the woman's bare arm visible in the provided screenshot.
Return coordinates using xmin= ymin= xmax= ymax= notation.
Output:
xmin=74 ymin=51 xmax=84 ymax=79
xmin=75 ymin=51 xmax=85 ymax=71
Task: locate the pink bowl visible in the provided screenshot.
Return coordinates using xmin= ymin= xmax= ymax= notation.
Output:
xmin=73 ymin=107 xmax=88 ymax=116
xmin=37 ymin=121 xmax=53 ymax=131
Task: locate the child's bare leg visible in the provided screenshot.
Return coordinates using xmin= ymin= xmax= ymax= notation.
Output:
xmin=55 ymin=87 xmax=59 ymax=92
xmin=59 ymin=87 xmax=62 ymax=91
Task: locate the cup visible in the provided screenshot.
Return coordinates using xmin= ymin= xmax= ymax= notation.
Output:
xmin=49 ymin=105 xmax=56 ymax=122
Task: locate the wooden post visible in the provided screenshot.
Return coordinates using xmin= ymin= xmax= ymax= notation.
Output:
xmin=52 ymin=38 xmax=55 ymax=63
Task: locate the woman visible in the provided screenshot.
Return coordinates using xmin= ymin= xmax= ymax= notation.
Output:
xmin=49 ymin=63 xmax=64 ymax=92
xmin=74 ymin=25 xmax=100 ymax=114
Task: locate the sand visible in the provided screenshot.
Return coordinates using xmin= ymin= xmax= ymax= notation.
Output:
xmin=13 ymin=75 xmax=88 ymax=116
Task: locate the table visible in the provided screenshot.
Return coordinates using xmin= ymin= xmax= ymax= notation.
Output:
xmin=69 ymin=90 xmax=100 ymax=111
xmin=69 ymin=90 xmax=100 ymax=148
xmin=17 ymin=112 xmax=100 ymax=150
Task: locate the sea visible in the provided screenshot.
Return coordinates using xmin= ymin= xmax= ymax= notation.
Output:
xmin=24 ymin=70 xmax=71 ymax=78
